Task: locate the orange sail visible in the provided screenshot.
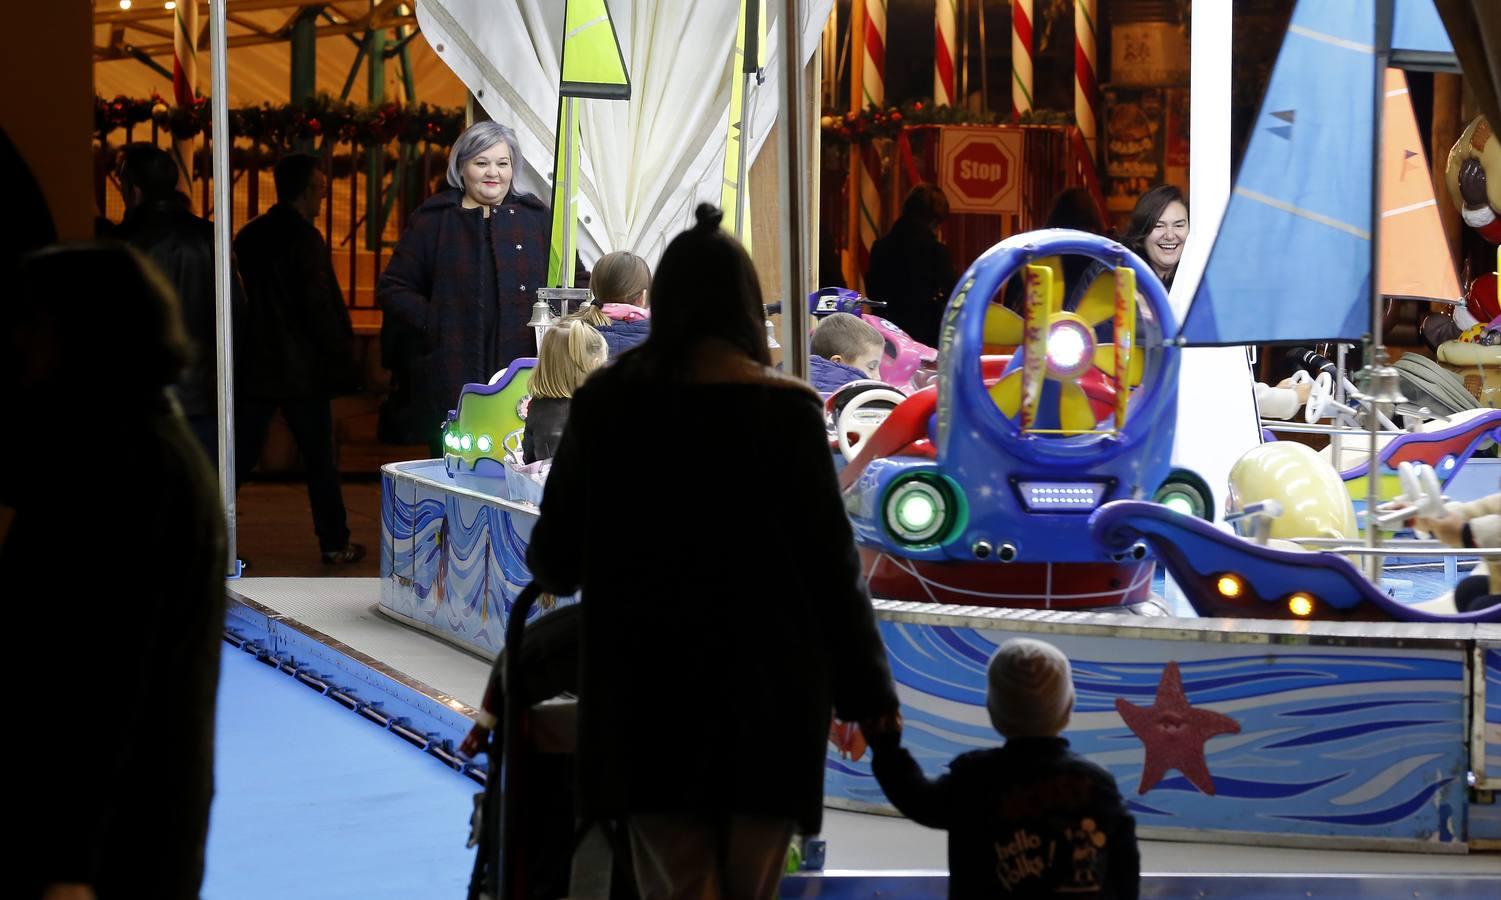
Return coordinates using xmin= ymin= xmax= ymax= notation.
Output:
xmin=1380 ymin=67 xmax=1460 ymax=302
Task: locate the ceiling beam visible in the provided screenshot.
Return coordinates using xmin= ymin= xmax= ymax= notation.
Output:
xmin=96 ymin=13 xmax=417 ymax=58
xmin=225 ymin=12 xmax=270 ymax=35
xmin=94 ymin=1 xmax=329 ymax=27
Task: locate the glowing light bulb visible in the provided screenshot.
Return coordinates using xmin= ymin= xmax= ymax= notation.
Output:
xmin=460 ymin=434 xmax=472 ymax=451
xmin=477 ymin=435 xmax=493 ymax=453
xmin=1216 ymin=574 xmax=1243 ymax=599
xmin=1048 ymin=326 xmax=1088 ymax=370
xmin=119 ymin=0 xmax=133 ymax=9
xmin=896 ymin=492 xmax=937 ymax=532
xmin=165 ymin=2 xmax=177 ymax=10
xmin=1163 ymin=493 xmax=1195 ymax=516
xmin=1287 ymin=594 xmax=1314 ymax=617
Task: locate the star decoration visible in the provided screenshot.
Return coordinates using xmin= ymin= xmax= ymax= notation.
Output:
xmin=1115 ymin=661 xmax=1240 ymax=796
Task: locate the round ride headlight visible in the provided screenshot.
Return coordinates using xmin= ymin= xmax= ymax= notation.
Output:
xmin=477 ymin=434 xmax=493 ymax=453
xmin=1153 ymin=468 xmax=1214 ymax=520
xmin=883 ymin=475 xmax=961 ymax=546
xmin=1045 ymin=314 xmax=1096 ymax=380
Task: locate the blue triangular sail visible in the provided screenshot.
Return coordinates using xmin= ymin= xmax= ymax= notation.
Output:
xmin=1181 ymin=0 xmax=1378 ymax=346
xmin=1392 ymin=0 xmax=1453 ymax=57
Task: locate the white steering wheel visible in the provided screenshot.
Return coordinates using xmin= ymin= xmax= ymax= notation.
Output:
xmin=836 ymin=387 xmax=906 ymax=461
xmin=1374 ymin=461 xmax=1445 ymax=535
xmin=1298 ymin=370 xmax=1335 ymax=424
xmin=503 ymin=428 xmax=526 ymax=464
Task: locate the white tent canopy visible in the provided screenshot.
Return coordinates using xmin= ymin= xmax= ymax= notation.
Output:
xmin=417 ymin=0 xmax=832 ymax=267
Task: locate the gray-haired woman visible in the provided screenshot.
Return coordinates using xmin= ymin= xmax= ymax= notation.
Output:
xmin=378 ymin=120 xmax=549 ymax=450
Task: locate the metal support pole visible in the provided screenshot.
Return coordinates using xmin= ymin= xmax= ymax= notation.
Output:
xmin=1365 ymin=0 xmax=1395 ymax=581
xmin=560 ymin=97 xmax=577 ymax=290
xmin=778 ymin=0 xmax=810 ymax=381
xmin=366 ymin=13 xmax=387 ymax=251
xmin=291 ymin=8 xmax=318 ymax=103
xmin=209 ymin=0 xmax=238 ymax=575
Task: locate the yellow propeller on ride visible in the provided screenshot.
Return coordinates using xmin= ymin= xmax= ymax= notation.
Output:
xmin=984 ymin=262 xmax=1142 ymax=433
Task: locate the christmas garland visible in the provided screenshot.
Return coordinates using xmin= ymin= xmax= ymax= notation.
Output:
xmin=821 ymin=101 xmax=1074 ymax=144
xmin=94 ymin=93 xmax=466 ymax=148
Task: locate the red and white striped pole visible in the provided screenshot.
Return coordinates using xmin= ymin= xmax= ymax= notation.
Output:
xmin=1074 ymin=0 xmax=1100 ymax=161
xmin=172 ymin=0 xmax=200 ymax=208
xmin=934 ymin=0 xmax=957 ymax=107
xmin=1011 ymin=0 xmax=1034 ymax=121
xmin=850 ymin=0 xmax=886 ymax=288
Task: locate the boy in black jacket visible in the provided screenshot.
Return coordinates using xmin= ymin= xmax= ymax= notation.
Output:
xmin=866 ymin=638 xmax=1139 ymax=899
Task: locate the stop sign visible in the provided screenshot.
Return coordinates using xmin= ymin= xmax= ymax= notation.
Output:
xmin=938 ymin=127 xmax=1025 ymax=214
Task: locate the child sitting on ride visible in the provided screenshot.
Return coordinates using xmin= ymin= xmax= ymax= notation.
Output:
xmin=810 ymin=312 xmax=885 ymax=393
xmin=523 ymin=318 xmax=607 ymax=464
xmin=1253 ymin=378 xmax=1314 ymax=419
xmin=865 ymin=638 xmax=1140 ymax=899
xmin=575 ymin=250 xmax=652 ymax=358
xmin=1416 ymin=493 xmax=1500 ymax=612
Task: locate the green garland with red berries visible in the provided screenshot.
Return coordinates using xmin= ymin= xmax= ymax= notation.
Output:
xmin=94 ymin=93 xmax=465 ymax=148
xmin=821 ymin=101 xmax=1073 ymax=144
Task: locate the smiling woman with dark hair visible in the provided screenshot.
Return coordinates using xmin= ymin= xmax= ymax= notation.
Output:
xmin=1120 ymin=185 xmax=1188 ymax=288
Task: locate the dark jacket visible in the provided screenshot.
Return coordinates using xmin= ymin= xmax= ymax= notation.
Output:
xmin=377 ymin=188 xmax=549 ymax=444
xmin=522 ymin=395 xmax=571 ymax=464
xmin=598 ymin=318 xmax=652 ymax=358
xmin=8 ymin=394 xmax=226 ymax=899
xmin=810 ymin=354 xmax=870 ymax=393
xmin=871 ymin=736 xmax=1140 ymax=899
xmin=864 ymin=215 xmax=956 ymax=347
xmin=117 ymin=198 xmax=246 ymax=418
xmin=234 ymin=203 xmax=359 ymax=400
xmin=526 ymin=360 xmax=899 ymax=833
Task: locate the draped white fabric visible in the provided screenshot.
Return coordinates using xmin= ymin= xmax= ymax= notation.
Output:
xmin=416 ymin=0 xmax=833 ymax=267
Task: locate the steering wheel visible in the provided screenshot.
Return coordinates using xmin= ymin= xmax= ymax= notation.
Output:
xmin=1299 ymin=370 xmax=1335 ymax=424
xmin=503 ymin=428 xmax=526 ymax=464
xmin=1374 ymin=461 xmax=1445 ymax=534
xmin=836 ymin=387 xmax=907 ymax=460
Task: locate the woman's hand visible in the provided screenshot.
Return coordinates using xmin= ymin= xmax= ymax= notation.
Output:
xmin=860 ymin=710 xmax=904 ymax=742
xmin=459 ymin=724 xmax=491 ymax=758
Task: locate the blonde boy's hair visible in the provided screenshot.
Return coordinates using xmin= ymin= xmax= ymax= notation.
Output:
xmin=529 ymin=320 xmax=608 ymax=399
xmin=811 ymin=312 xmax=884 ymax=361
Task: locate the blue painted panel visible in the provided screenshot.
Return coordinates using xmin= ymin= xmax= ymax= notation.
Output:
xmin=379 ymin=464 xmax=572 ymax=656
xmin=828 ymin=621 xmax=1470 ymax=845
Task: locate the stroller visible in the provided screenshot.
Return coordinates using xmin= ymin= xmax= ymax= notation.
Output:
xmin=466 ymin=584 xmax=638 ymax=900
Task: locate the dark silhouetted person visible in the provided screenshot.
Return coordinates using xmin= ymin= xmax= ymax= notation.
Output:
xmin=867 ymin=639 xmax=1140 ymax=899
xmin=864 ymin=183 xmax=956 ymax=347
xmin=235 ymin=153 xmax=365 ymax=564
xmin=114 ymin=142 xmax=246 ymax=466
xmin=526 ymin=205 xmax=900 ymax=899
xmin=5 ymin=242 xmax=227 ymax=900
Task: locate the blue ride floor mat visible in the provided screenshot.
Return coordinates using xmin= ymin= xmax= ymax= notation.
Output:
xmin=203 ymin=646 xmax=477 ymax=898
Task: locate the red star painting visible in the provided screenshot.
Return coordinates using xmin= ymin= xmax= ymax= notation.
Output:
xmin=1115 ymin=661 xmax=1240 ymax=796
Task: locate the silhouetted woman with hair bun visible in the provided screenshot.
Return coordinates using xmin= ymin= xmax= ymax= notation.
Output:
xmin=527 ymin=206 xmax=899 ymax=898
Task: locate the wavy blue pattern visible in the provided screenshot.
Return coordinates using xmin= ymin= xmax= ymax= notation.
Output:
xmin=1280 ymin=699 xmax=1437 ymax=717
xmin=832 ymin=620 xmax=1471 ymax=844
xmin=1150 ymin=773 xmax=1344 ymax=800
xmin=1263 ymin=720 xmax=1446 ymax=750
xmin=380 ymin=469 xmax=574 ymax=656
xmin=1275 ymin=780 xmax=1452 ymax=827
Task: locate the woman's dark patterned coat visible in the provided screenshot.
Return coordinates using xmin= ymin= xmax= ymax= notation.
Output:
xmin=378 ymin=188 xmax=549 ymax=442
